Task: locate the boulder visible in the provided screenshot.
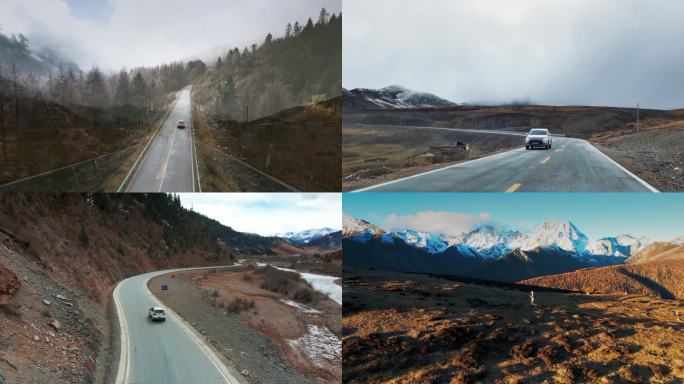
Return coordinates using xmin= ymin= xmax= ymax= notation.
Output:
xmin=0 ymin=262 xmax=20 ymax=304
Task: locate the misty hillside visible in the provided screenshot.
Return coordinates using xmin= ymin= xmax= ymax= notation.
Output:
xmin=343 ymin=86 xmax=457 ymax=111
xmin=194 ymin=9 xmax=341 ymax=121
xmin=0 ymin=32 xmax=80 ymax=76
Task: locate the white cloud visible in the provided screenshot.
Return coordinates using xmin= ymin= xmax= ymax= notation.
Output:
xmin=382 ymin=210 xmax=490 ymax=237
xmin=0 ymin=0 xmax=341 ymax=71
xmin=178 ymin=193 xmax=341 ymax=236
xmin=343 ymin=0 xmax=684 ymax=108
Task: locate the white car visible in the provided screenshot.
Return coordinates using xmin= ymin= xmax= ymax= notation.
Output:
xmin=177 ymin=120 xmax=186 ymax=129
xmin=148 ymin=306 xmax=166 ymax=322
xmin=525 ymin=128 xmax=552 ymax=150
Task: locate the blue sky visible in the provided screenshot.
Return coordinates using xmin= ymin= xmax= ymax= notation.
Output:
xmin=64 ymin=0 xmax=112 ymax=22
xmin=178 ymin=193 xmax=341 ymax=236
xmin=344 ymin=193 xmax=684 ymax=241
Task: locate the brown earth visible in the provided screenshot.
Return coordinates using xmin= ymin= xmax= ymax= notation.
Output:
xmin=0 ymin=193 xmax=238 ymax=383
xmin=194 ymin=98 xmax=341 ymax=192
xmin=342 ymin=125 xmax=522 ymax=191
xmin=629 ymin=242 xmax=684 ymax=264
xmin=522 ymin=259 xmax=684 ymax=301
xmin=343 ymin=268 xmax=684 ymax=384
xmin=150 ymin=266 xmax=341 ymax=384
xmin=0 ymin=93 xmax=175 ymax=187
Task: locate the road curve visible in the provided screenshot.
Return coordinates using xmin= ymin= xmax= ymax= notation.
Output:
xmin=113 ymin=267 xmax=240 ymax=384
xmin=127 ymin=87 xmax=196 ymax=192
xmin=355 ymin=128 xmax=658 ymax=192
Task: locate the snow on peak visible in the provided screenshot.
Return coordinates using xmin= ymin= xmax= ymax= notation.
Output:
xmin=524 ymin=220 xmax=588 ymax=254
xmin=342 ymin=213 xmax=381 ymax=240
xmin=462 ymin=224 xmax=527 ymax=259
xmin=279 ymin=227 xmax=336 ymax=243
xmin=671 ymin=235 xmax=684 ymax=245
xmin=393 ymin=229 xmax=449 ymax=254
xmin=586 ymin=235 xmax=652 ymax=257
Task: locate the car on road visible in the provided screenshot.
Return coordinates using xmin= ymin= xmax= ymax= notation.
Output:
xmin=525 ymin=128 xmax=552 ymax=150
xmin=177 ymin=120 xmax=185 ymax=129
xmin=148 ymin=306 xmax=166 ymax=322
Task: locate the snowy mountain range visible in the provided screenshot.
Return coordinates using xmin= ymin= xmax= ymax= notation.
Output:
xmin=343 ymin=214 xmax=654 ymax=260
xmin=343 ymin=213 xmax=684 ymax=282
xmin=278 ymin=227 xmax=340 ymax=248
xmin=343 ymin=85 xmax=457 ymax=110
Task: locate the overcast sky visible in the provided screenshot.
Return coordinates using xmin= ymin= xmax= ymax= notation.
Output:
xmin=344 ymin=0 xmax=684 ymax=109
xmin=178 ymin=193 xmax=341 ymax=236
xmin=0 ymin=0 xmax=340 ymax=72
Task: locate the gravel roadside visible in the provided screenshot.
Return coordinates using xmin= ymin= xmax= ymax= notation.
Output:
xmin=148 ymin=270 xmax=312 ymax=384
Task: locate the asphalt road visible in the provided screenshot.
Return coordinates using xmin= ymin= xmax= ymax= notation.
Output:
xmin=127 ymin=87 xmax=197 ymax=192
xmin=355 ymin=128 xmax=657 ymax=192
xmin=114 ymin=268 xmax=239 ymax=384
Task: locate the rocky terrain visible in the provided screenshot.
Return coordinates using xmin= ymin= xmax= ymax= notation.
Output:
xmin=0 ymin=193 xmax=273 ymax=383
xmin=150 ymin=265 xmax=341 ymax=384
xmin=343 ymin=268 xmax=684 ymax=383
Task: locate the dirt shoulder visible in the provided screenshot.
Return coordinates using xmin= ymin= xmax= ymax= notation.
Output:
xmin=343 ymin=268 xmax=684 ymax=384
xmin=149 ymin=266 xmax=341 ymax=384
xmin=342 ymin=124 xmax=522 ymax=191
xmin=590 ymin=125 xmax=684 ymax=191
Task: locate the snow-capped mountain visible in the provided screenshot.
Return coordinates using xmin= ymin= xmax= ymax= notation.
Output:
xmin=586 ymin=235 xmax=652 ymax=258
xmin=392 ymin=230 xmax=450 ymax=254
xmin=461 ymin=224 xmax=527 ymax=259
xmin=278 ymin=227 xmax=340 ymax=248
xmin=342 ymin=215 xmax=652 ymax=259
xmin=521 ymin=221 xmax=589 ymax=254
xmin=342 ymin=213 xmax=382 ymax=240
xmin=343 ymin=85 xmax=457 ymax=110
xmin=279 ymin=228 xmax=336 ymax=243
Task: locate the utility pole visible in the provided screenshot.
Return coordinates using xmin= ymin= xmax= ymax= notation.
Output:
xmin=636 ymin=102 xmax=640 ymax=134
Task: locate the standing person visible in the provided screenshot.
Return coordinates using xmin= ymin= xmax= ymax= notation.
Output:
xmin=530 ymin=290 xmax=537 ymax=307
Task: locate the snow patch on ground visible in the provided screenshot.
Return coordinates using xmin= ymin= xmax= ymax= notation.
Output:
xmin=276 ymin=267 xmax=342 ymax=305
xmin=279 ymin=299 xmax=321 ymax=314
xmin=287 ymin=324 xmax=341 ymax=368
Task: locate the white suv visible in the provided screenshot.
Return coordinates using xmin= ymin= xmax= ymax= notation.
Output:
xmin=525 ymin=128 xmax=552 ymax=150
xmin=148 ymin=306 xmax=166 ymax=322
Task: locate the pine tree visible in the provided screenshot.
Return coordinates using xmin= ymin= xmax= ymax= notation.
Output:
xmin=114 ymin=69 xmax=131 ymax=106
xmin=285 ymin=23 xmax=292 ymax=39
xmin=317 ymin=8 xmax=329 ymax=25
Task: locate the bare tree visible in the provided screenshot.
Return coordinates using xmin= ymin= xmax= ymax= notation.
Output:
xmin=11 ymin=56 xmax=19 ymax=137
xmin=0 ymin=62 xmax=6 ymax=162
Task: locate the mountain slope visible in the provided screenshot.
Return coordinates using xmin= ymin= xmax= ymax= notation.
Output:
xmin=0 ymin=193 xmax=240 ymax=383
xmin=343 ymin=86 xmax=457 ymax=110
xmin=0 ymin=32 xmax=80 ymax=76
xmin=194 ymin=214 xmax=280 ymax=255
xmin=521 ymin=259 xmax=684 ymax=300
xmin=627 ymin=242 xmax=684 ymax=264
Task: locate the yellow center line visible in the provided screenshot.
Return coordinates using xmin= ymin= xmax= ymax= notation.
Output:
xmin=541 ymin=156 xmax=551 ymax=164
xmin=506 ymin=183 xmax=522 ymax=193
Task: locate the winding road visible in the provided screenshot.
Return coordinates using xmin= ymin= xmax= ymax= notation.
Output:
xmin=113 ymin=267 xmax=240 ymax=384
xmin=354 ymin=127 xmax=658 ymax=192
xmin=126 ymin=87 xmax=198 ymax=192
